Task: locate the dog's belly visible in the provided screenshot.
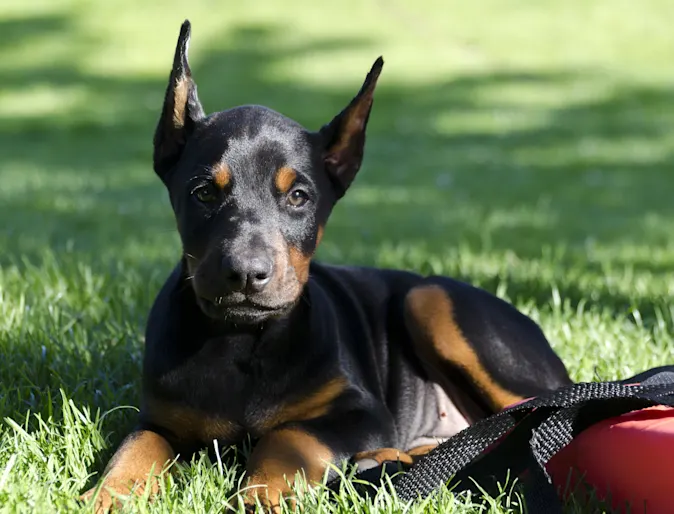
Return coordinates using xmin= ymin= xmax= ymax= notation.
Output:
xmin=406 ymin=382 xmax=471 ymax=450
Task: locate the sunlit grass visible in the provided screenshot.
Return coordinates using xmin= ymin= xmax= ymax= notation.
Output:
xmin=0 ymin=0 xmax=673 ymax=512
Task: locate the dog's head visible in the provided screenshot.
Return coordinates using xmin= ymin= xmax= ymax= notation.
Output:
xmin=153 ymin=21 xmax=383 ymax=324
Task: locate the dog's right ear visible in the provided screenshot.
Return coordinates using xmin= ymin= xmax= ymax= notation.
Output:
xmin=153 ymin=20 xmax=205 ymax=180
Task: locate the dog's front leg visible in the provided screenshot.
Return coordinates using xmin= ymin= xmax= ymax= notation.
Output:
xmin=244 ymin=406 xmax=395 ymax=512
xmin=81 ymin=428 xmax=175 ymax=513
xmin=244 ymin=426 xmax=333 ymax=510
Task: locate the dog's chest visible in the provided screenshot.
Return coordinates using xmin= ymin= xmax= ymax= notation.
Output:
xmin=143 ymin=336 xmax=320 ymax=445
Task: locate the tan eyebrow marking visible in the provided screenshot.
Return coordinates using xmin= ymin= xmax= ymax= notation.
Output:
xmin=275 ymin=166 xmax=297 ymax=194
xmin=212 ymin=162 xmax=231 ymax=189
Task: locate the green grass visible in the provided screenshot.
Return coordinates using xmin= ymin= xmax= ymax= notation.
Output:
xmin=0 ymin=0 xmax=673 ymax=512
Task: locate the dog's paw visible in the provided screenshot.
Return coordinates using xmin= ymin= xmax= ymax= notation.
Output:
xmin=352 ymin=447 xmax=414 ymax=469
xmin=243 ymin=499 xmax=282 ymax=514
xmin=241 ymin=489 xmax=291 ymax=514
xmin=79 ymin=479 xmax=154 ymax=514
xmin=79 ymin=486 xmax=118 ymax=514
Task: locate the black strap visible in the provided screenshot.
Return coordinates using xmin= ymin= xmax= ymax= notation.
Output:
xmin=333 ymin=367 xmax=674 ymax=513
xmin=394 ymin=370 xmax=674 ymax=512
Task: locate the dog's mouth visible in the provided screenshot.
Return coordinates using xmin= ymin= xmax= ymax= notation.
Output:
xmin=198 ymin=296 xmax=294 ymax=324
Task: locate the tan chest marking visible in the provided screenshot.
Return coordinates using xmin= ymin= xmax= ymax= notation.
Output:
xmin=264 ymin=376 xmax=347 ymax=429
xmin=145 ymin=398 xmax=242 ymax=444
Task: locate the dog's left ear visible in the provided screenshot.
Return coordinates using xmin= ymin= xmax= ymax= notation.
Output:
xmin=153 ymin=20 xmax=205 ymax=180
xmin=319 ymin=57 xmax=383 ymax=198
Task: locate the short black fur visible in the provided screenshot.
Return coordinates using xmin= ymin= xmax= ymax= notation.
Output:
xmin=83 ymin=20 xmax=572 ymax=511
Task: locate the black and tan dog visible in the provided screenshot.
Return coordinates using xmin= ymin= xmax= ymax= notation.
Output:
xmin=82 ymin=20 xmax=571 ymax=512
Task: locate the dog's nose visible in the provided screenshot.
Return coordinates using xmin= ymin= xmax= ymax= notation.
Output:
xmin=222 ymin=254 xmax=273 ymax=294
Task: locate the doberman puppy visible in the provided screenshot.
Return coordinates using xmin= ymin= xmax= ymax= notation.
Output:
xmin=82 ymin=20 xmax=571 ymax=512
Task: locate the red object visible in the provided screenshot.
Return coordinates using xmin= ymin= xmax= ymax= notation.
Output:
xmin=546 ymin=405 xmax=674 ymax=513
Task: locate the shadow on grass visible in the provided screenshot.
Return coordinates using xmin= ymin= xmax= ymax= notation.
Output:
xmin=1 ymin=10 xmax=674 ymax=419
xmin=1 ymin=14 xmax=673 ymax=265
xmin=0 ymin=12 xmax=672 ymax=331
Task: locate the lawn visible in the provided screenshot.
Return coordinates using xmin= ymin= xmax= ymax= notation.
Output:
xmin=0 ymin=0 xmax=673 ymax=512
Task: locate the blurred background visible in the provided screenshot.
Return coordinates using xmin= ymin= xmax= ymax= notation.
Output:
xmin=1 ymin=0 xmax=673 ymax=412
xmin=2 ymin=0 xmax=672 ymax=268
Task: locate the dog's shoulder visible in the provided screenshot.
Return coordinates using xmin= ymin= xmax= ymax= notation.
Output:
xmin=308 ymin=261 xmax=423 ymax=304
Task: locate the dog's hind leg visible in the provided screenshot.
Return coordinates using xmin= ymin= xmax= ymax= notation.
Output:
xmin=352 ymin=443 xmax=439 ymax=470
xmin=403 ymin=279 xmax=571 ymax=417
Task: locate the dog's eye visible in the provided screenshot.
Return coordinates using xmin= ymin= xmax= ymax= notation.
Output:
xmin=193 ymin=184 xmax=218 ymax=203
xmin=287 ymin=189 xmax=310 ymax=208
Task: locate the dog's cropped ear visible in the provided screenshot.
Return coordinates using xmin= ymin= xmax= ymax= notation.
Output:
xmin=153 ymin=20 xmax=205 ymax=180
xmin=319 ymin=57 xmax=383 ymax=198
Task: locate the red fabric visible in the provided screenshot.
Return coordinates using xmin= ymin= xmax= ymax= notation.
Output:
xmin=546 ymin=406 xmax=674 ymax=514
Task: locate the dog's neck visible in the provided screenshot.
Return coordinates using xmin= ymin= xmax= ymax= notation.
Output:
xmin=200 ymin=282 xmax=312 ymax=352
